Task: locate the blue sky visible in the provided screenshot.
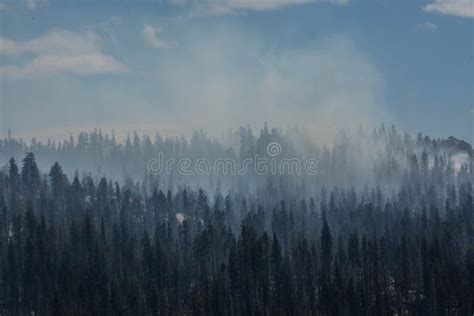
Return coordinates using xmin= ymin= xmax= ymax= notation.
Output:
xmin=0 ymin=0 xmax=473 ymax=143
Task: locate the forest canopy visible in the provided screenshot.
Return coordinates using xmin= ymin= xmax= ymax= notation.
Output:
xmin=0 ymin=124 xmax=472 ymax=315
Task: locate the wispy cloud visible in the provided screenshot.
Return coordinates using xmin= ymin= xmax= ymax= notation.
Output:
xmin=0 ymin=29 xmax=127 ymax=79
xmin=423 ymin=0 xmax=474 ymax=18
xmin=141 ymin=24 xmax=170 ymax=49
xmin=421 ymin=21 xmax=438 ymax=30
xmin=2 ymin=54 xmax=127 ymax=79
xmin=24 ymin=0 xmax=46 ymax=10
xmin=0 ymin=2 xmax=7 ymax=11
xmin=81 ymin=16 xmax=123 ymax=43
xmin=0 ymin=30 xmax=101 ymax=56
xmin=170 ymin=0 xmax=348 ymax=15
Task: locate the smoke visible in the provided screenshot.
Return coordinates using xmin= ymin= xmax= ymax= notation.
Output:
xmin=150 ymin=28 xmax=388 ymax=143
xmin=450 ymin=152 xmax=470 ymax=171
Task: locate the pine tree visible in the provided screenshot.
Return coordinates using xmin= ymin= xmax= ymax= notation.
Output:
xmin=21 ymin=152 xmax=41 ymax=198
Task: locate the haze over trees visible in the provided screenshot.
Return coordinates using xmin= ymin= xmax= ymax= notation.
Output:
xmin=0 ymin=124 xmax=472 ymax=315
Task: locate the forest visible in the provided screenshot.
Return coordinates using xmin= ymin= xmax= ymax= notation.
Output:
xmin=0 ymin=124 xmax=472 ymax=315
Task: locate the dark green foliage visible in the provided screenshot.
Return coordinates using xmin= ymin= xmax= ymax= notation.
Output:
xmin=0 ymin=126 xmax=472 ymax=315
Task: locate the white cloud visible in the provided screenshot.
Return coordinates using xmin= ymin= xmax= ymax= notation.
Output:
xmin=24 ymin=0 xmax=46 ymax=10
xmin=217 ymin=0 xmax=315 ymax=11
xmin=0 ymin=38 xmax=19 ymax=54
xmin=25 ymin=0 xmax=37 ymax=9
xmin=422 ymin=21 xmax=438 ymax=30
xmin=141 ymin=24 xmax=170 ymax=49
xmin=1 ymin=29 xmax=101 ymax=56
xmin=0 ymin=29 xmax=127 ymax=79
xmin=2 ymin=54 xmax=127 ymax=79
xmin=235 ymin=0 xmax=348 ymax=10
xmin=423 ymin=0 xmax=474 ymax=18
xmin=171 ymin=0 xmax=348 ymax=15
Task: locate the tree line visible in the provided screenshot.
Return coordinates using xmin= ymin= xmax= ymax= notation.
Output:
xmin=0 ymin=125 xmax=472 ymax=315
